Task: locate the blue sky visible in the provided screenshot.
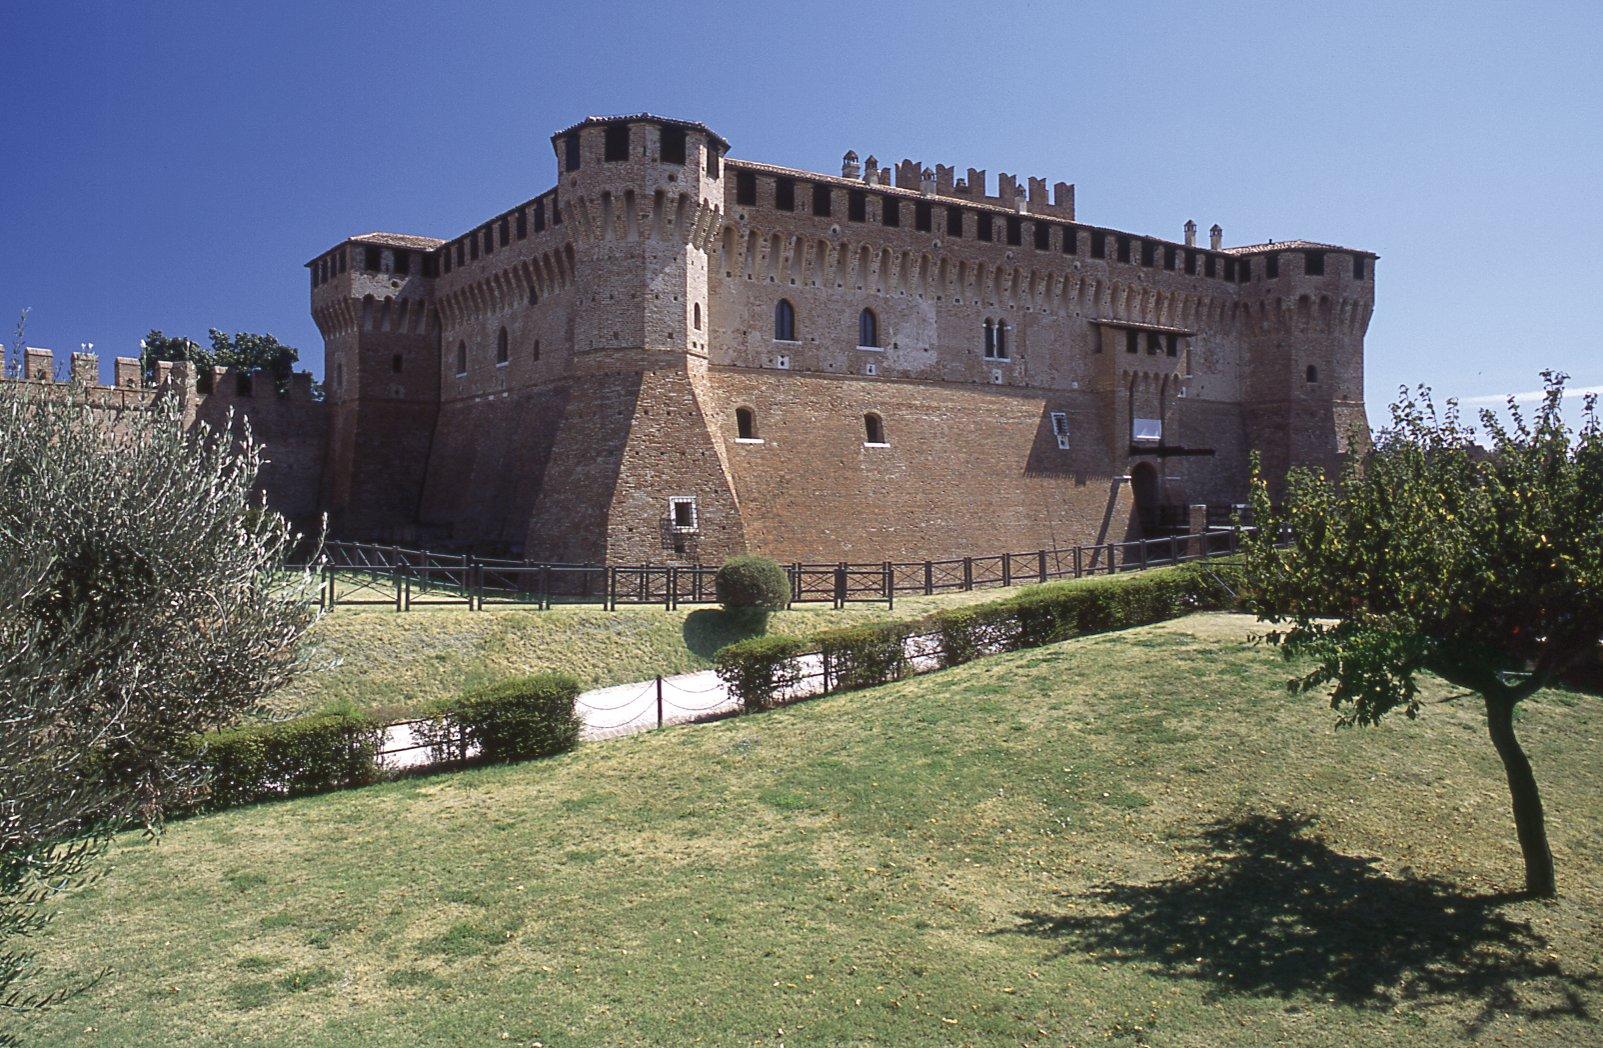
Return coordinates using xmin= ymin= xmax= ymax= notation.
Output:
xmin=3 ymin=1 xmax=1599 ymax=419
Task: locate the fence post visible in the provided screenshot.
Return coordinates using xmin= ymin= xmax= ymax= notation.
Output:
xmin=822 ymin=649 xmax=831 ymax=695
xmin=792 ymin=562 xmax=802 ymax=604
xmin=394 ymin=569 xmax=403 ymax=612
xmin=884 ymin=560 xmax=893 ymax=609
xmin=924 ymin=559 xmax=933 ymax=595
xmin=656 ymin=675 xmax=664 ymax=729
xmin=963 ymin=556 xmax=973 ymax=591
xmin=474 ymin=562 xmax=484 ymax=611
xmin=1073 ymin=546 xmax=1083 ymax=579
xmin=835 ymin=563 xmax=846 ymax=609
xmin=1002 ymin=552 xmax=1012 ymax=588
xmin=1140 ymin=539 xmax=1149 ymax=571
xmin=1038 ymin=549 xmax=1047 ymax=583
xmin=668 ymin=566 xmax=677 ymax=611
xmin=608 ymin=567 xmax=618 ymax=611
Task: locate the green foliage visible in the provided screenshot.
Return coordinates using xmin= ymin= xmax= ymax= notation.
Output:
xmin=139 ymin=328 xmax=299 ymax=388
xmin=189 ymin=711 xmax=384 ymax=810
xmin=816 ymin=623 xmax=912 ymax=691
xmin=715 ymin=634 xmax=810 ymax=711
xmin=1242 ymin=373 xmax=1602 ymax=896
xmin=715 ymin=555 xmax=791 ymax=615
xmin=415 ymin=673 xmax=582 ymax=766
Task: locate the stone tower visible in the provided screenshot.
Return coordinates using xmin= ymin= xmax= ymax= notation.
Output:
xmin=520 ymin=115 xmax=741 ymax=563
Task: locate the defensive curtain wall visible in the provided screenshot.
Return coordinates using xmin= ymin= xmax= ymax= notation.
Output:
xmin=26 ymin=113 xmax=1370 ymax=567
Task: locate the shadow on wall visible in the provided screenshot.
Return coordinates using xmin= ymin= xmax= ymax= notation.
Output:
xmin=1005 ymin=810 xmax=1597 ymax=1036
xmin=682 ymin=608 xmax=771 ymax=659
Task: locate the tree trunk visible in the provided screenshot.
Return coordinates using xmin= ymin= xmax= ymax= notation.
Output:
xmin=1484 ymin=693 xmax=1556 ymax=897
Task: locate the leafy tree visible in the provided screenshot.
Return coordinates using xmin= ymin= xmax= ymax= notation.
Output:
xmin=138 ymin=329 xmax=299 ymax=389
xmin=0 ymin=376 xmax=319 ymax=1032
xmin=138 ymin=328 xmax=210 ymax=384
xmin=1242 ymin=373 xmax=1602 ymax=897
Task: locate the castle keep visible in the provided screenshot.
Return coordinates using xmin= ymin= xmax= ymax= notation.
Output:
xmin=19 ymin=114 xmax=1374 ymax=565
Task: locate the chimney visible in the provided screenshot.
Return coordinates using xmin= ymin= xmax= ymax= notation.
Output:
xmin=1184 ymin=219 xmax=1197 ymax=247
xmin=1209 ymin=223 xmax=1223 ymax=251
xmin=920 ymin=167 xmax=935 ymax=195
xmin=863 ymin=155 xmax=879 ymax=184
xmin=841 ymin=150 xmax=860 ymax=179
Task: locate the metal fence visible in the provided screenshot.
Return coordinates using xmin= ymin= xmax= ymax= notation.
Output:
xmin=311 ymin=529 xmax=1247 ymax=613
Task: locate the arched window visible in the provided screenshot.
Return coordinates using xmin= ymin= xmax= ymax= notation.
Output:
xmin=496 ymin=327 xmax=509 ymax=366
xmin=774 ymin=298 xmax=796 ymax=341
xmin=864 ymin=412 xmax=886 ymax=445
xmin=529 ymin=286 xmax=539 ymax=306
xmin=1306 ymin=364 xmax=1319 ymax=383
xmin=694 ymin=303 xmax=702 ymax=330
xmin=983 ymin=318 xmax=996 ymax=359
xmin=858 ymin=308 xmax=879 ymax=348
xmin=455 ymin=341 xmax=467 ymax=376
xmin=736 ymin=406 xmax=756 ymax=440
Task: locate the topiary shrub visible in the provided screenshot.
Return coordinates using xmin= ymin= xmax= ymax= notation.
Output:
xmin=715 ymin=634 xmax=810 ymax=711
xmin=419 ymin=672 xmax=582 ymax=765
xmin=715 ymin=555 xmax=791 ymax=616
xmin=189 ymin=709 xmax=384 ymax=810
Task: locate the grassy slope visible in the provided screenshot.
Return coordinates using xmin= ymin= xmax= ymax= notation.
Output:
xmin=272 ymin=587 xmax=1038 ymax=719
xmin=18 ymin=614 xmax=1603 ymax=1047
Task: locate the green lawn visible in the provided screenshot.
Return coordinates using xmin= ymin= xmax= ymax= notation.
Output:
xmin=16 ymin=613 xmax=1603 ymax=1046
xmin=272 ymin=586 xmax=1040 ymax=720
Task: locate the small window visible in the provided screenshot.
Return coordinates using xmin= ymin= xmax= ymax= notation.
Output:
xmin=1146 ymin=332 xmax=1161 ymax=355
xmin=848 ymin=189 xmax=867 ymax=222
xmin=1304 ymin=251 xmax=1326 ymax=276
xmin=736 ymin=170 xmax=757 ymax=206
xmin=551 ymin=190 xmax=561 ymax=224
xmin=533 ymin=200 xmax=546 ymax=232
xmin=1239 ymin=259 xmax=1252 ymax=282
xmin=1184 ymin=250 xmax=1197 ymax=274
xmin=977 ymin=213 xmax=993 ymax=241
xmin=881 ymin=198 xmax=899 ymax=227
xmin=1006 ymin=215 xmax=1021 ymax=246
xmin=736 ymin=406 xmax=756 ymax=440
xmin=1125 ymin=329 xmax=1139 ymax=354
xmin=1140 ymin=240 xmax=1156 ymax=267
xmin=496 ymin=327 xmax=509 ymax=366
xmin=864 ymin=412 xmax=886 ymax=445
xmin=1204 ymin=254 xmax=1217 ymax=277
xmin=1166 ymin=334 xmax=1178 ymax=358
xmin=1062 ymin=226 xmax=1078 ymax=254
xmin=1050 ymin=411 xmax=1070 ymax=450
xmin=469 ymin=235 xmax=479 ymax=261
xmin=338 ymin=251 xmax=346 ymax=273
xmin=516 ymin=210 xmax=527 ymax=240
xmin=811 ymin=183 xmax=831 ymax=217
xmin=660 ymin=125 xmax=687 ymax=165
xmin=1163 ymin=246 xmax=1177 ymax=270
xmin=774 ymin=299 xmax=796 ymax=341
xmin=1091 ymin=231 xmax=1106 ymax=259
xmin=483 ymin=227 xmax=495 ymax=255
xmin=394 ymin=250 xmax=411 ymax=275
xmin=532 ymin=340 xmax=541 ymax=361
xmin=455 ymin=341 xmax=467 ymax=376
xmin=391 ymin=353 xmax=403 ymax=374
xmin=363 ymin=246 xmax=381 ymax=270
xmin=1306 ymin=364 xmax=1319 ymax=383
xmin=946 ymin=207 xmax=964 ymax=237
xmin=1116 ymin=236 xmax=1132 ymax=263
xmin=456 ymin=241 xmax=466 ymax=266
xmin=774 ymin=177 xmax=795 ymax=211
xmin=1265 ymin=254 xmax=1280 ymax=279
xmin=706 ymin=145 xmax=720 ymax=178
xmin=442 ymin=249 xmax=452 ymax=274
xmin=669 ymin=496 xmax=698 ymax=532
xmin=497 ymin=218 xmax=509 ymax=247
xmin=859 ymin=308 xmax=878 ymax=348
xmin=604 ymin=123 xmax=629 ymax=162
xmin=914 ymin=201 xmax=932 ymax=232
xmin=422 ymin=254 xmax=438 ymax=277
xmin=1353 ymin=255 xmax=1367 ymax=280
xmin=984 ymin=319 xmax=1009 ymax=360
xmin=693 ymin=303 xmax=702 ymax=330
xmin=1034 ymin=222 xmax=1050 ymax=250
xmin=529 ymin=286 xmax=539 ymax=306
xmin=1132 ymin=418 xmax=1162 ymax=443
xmin=1224 ymin=258 xmax=1237 ymax=281
xmin=564 ymin=133 xmax=581 ymax=171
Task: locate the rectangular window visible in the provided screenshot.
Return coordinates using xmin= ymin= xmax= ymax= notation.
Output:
xmin=946 ymin=207 xmax=963 ymax=236
xmin=848 ymin=189 xmax=866 ymax=222
xmin=1050 ymin=411 xmax=1070 ymax=450
xmin=1304 ymin=250 xmax=1326 ymax=276
xmin=1164 ymin=245 xmax=1177 ymax=270
xmin=443 ymin=249 xmax=452 ymax=274
xmin=498 ymin=217 xmax=509 ymax=247
xmin=774 ymin=177 xmax=795 ymax=211
xmin=515 ymin=210 xmax=527 ymax=239
xmin=1185 ymin=249 xmax=1196 ymax=274
xmin=1166 ymin=333 xmax=1178 ymax=357
xmin=456 ymin=241 xmax=466 ymax=266
xmin=1091 ymin=231 xmax=1106 ymax=258
xmin=1224 ymin=258 xmax=1237 ymax=281
xmin=551 ymin=191 xmax=561 ymax=224
xmin=811 ymin=183 xmax=831 ymax=216
xmin=882 ymin=197 xmax=900 ymax=227
xmin=338 ymin=251 xmax=346 ymax=273
xmin=1353 ymin=254 xmax=1367 ymax=279
xmin=469 ymin=236 xmax=479 ymax=261
xmin=1147 ymin=332 xmax=1161 ymax=355
xmin=1140 ymin=240 xmax=1156 ymax=267
xmin=914 ymin=200 xmax=931 ymax=231
xmin=1265 ymin=253 xmax=1279 ymax=278
xmin=736 ymin=170 xmax=757 ymax=206
xmin=564 ymin=133 xmax=581 ymax=171
xmin=1006 ymin=215 xmax=1022 ymax=246
xmin=1125 ymin=329 xmax=1138 ymax=354
xmin=423 ymin=253 xmax=438 ymax=278
xmin=604 ymin=123 xmax=629 ymax=162
xmin=669 ymin=496 xmax=698 ymax=532
xmin=394 ymin=250 xmax=410 ymax=275
xmin=660 ymin=125 xmax=687 ymax=165
xmin=533 ymin=200 xmax=546 ymax=232
xmin=1204 ymin=253 xmax=1216 ymax=277
xmin=1238 ymin=259 xmax=1252 ymax=282
xmin=977 ymin=212 xmax=993 ymax=241
xmin=706 ymin=145 xmax=720 ymax=178
xmin=483 ymin=227 xmax=494 ymax=255
xmin=1034 ymin=222 xmax=1050 ymax=250
xmin=363 ymin=246 xmax=380 ymax=270
xmin=1117 ymin=236 xmax=1132 ymax=263
xmin=1062 ymin=226 xmax=1078 ymax=254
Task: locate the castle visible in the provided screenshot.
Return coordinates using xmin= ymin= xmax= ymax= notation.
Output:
xmin=23 ymin=114 xmax=1376 ymax=564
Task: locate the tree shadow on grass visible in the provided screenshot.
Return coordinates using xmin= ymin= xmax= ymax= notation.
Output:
xmin=1009 ymin=810 xmax=1597 ymax=1035
xmin=682 ymin=608 xmax=769 ymax=659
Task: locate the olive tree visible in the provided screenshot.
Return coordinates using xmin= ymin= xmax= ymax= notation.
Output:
xmin=0 ymin=372 xmax=318 ymax=1025
xmin=1242 ymin=373 xmax=1601 ymax=897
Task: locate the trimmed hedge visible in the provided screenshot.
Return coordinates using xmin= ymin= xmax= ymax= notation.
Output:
xmin=715 ymin=555 xmax=791 ymax=614
xmin=190 ymin=709 xmax=385 ymax=810
xmin=715 ymin=633 xmax=810 ymax=712
xmin=416 ymin=672 xmax=582 ymax=765
xmin=715 ymin=564 xmax=1237 ymax=711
